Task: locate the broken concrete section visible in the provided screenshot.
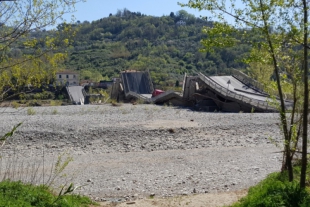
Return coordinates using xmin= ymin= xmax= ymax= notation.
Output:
xmin=66 ymin=86 xmax=86 ymax=105
xmin=110 ymin=69 xmax=292 ymax=112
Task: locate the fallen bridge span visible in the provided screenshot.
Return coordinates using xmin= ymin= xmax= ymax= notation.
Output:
xmin=110 ymin=70 xmax=292 ymax=112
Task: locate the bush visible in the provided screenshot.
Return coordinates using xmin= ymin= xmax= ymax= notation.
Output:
xmin=0 ymin=180 xmax=94 ymax=207
xmin=27 ymin=108 xmax=36 ymax=115
xmin=11 ymin=101 xmax=19 ymax=109
xmin=231 ymin=172 xmax=310 ymax=207
xmin=51 ymin=108 xmax=58 ymax=115
xmin=26 ymin=100 xmax=42 ymax=107
xmin=50 ymin=100 xmax=62 ymax=106
xmin=23 ymin=91 xmax=55 ymax=100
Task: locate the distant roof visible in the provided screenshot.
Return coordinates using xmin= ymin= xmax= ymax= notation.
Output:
xmin=121 ymin=70 xmax=146 ymax=73
xmin=56 ymin=70 xmax=78 ymax=74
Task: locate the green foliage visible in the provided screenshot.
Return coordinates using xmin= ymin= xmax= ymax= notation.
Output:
xmin=23 ymin=91 xmax=55 ymax=100
xmin=57 ymin=95 xmax=65 ymax=100
xmin=81 ymin=70 xmax=103 ymax=82
xmin=0 ymin=122 xmax=22 ymax=149
xmin=61 ymin=9 xmax=251 ymax=88
xmin=0 ymin=180 xmax=93 ymax=207
xmin=26 ymin=100 xmax=42 ymax=107
xmin=50 ymin=100 xmax=62 ymax=106
xmin=47 ymin=153 xmax=73 ymax=187
xmin=182 ymin=0 xmax=309 ymax=185
xmin=0 ymin=0 xmax=81 ymax=103
xmin=231 ymin=173 xmax=310 ymax=207
xmin=200 ymin=22 xmax=239 ymax=53
xmin=11 ymin=101 xmax=19 ymax=109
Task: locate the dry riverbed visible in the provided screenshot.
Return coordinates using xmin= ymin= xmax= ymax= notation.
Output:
xmin=0 ymin=104 xmax=283 ymax=206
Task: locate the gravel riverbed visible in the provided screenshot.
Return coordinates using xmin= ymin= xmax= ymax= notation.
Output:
xmin=0 ymin=104 xmax=283 ymax=201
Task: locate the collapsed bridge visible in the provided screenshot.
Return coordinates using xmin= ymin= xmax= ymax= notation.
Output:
xmin=110 ymin=70 xmax=292 ymax=112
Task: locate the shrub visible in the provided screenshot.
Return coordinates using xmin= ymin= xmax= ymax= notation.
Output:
xmin=57 ymin=94 xmax=65 ymax=100
xmin=51 ymin=109 xmax=58 ymax=115
xmin=26 ymin=100 xmax=42 ymax=107
xmin=0 ymin=180 xmax=94 ymax=207
xmin=231 ymin=172 xmax=310 ymax=207
xmin=27 ymin=108 xmax=36 ymax=115
xmin=23 ymin=91 xmax=55 ymax=100
xmin=50 ymin=100 xmax=62 ymax=106
xmin=11 ymin=101 xmax=19 ymax=109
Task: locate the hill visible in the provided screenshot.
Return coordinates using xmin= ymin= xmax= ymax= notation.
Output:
xmin=63 ymin=9 xmax=251 ymax=88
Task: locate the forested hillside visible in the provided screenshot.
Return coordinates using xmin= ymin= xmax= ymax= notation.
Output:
xmin=64 ymin=9 xmax=252 ymax=87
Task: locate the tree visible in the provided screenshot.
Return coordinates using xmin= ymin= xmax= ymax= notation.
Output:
xmin=0 ymin=0 xmax=85 ymax=102
xmin=180 ymin=0 xmax=309 ymax=187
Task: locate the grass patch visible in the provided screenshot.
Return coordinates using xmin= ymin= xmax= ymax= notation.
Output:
xmin=27 ymin=108 xmax=36 ymax=115
xmin=26 ymin=100 xmax=42 ymax=107
xmin=11 ymin=101 xmax=20 ymax=109
xmin=50 ymin=100 xmax=62 ymax=106
xmin=231 ymin=172 xmax=310 ymax=207
xmin=51 ymin=108 xmax=58 ymax=115
xmin=0 ymin=180 xmax=94 ymax=207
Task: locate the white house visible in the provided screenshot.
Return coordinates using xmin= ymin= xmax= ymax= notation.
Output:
xmin=56 ymin=70 xmax=79 ymax=86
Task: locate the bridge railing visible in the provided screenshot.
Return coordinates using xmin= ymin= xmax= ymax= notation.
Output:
xmin=231 ymin=69 xmax=264 ymax=91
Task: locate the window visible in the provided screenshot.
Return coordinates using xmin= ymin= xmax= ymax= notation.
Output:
xmin=59 ymin=75 xmax=62 ymax=78
xmin=73 ymin=75 xmax=76 ymax=78
xmin=66 ymin=75 xmax=69 ymax=78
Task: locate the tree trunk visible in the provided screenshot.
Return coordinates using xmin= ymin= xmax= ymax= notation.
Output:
xmin=259 ymin=0 xmax=293 ymax=181
xmin=300 ymin=0 xmax=308 ymax=189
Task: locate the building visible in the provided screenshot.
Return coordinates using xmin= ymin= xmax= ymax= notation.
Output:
xmin=176 ymin=20 xmax=186 ymax=26
xmin=56 ymin=70 xmax=79 ymax=86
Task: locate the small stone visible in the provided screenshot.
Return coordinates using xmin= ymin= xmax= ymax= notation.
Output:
xmin=87 ymin=179 xmax=92 ymax=182
xmin=193 ymin=188 xmax=196 ymax=193
xmin=116 ymin=187 xmax=121 ymax=190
